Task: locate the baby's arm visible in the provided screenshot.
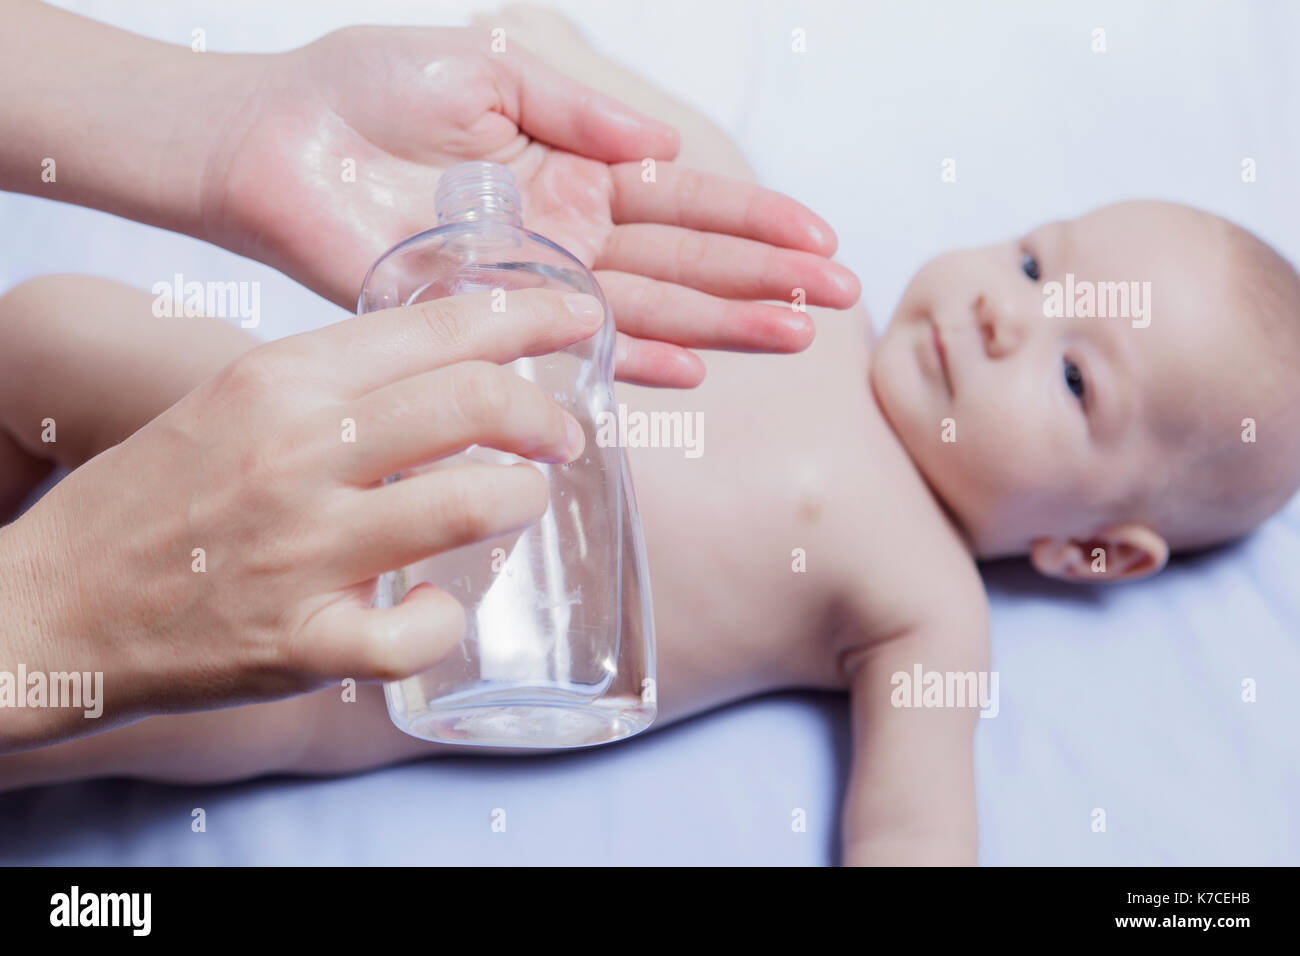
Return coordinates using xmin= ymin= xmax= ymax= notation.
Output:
xmin=841 ymin=602 xmax=989 ymax=866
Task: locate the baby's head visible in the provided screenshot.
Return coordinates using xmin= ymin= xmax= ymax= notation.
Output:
xmin=872 ymin=200 xmax=1300 ymax=581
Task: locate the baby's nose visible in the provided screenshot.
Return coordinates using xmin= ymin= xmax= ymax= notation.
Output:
xmin=974 ymin=293 xmax=1022 ymax=358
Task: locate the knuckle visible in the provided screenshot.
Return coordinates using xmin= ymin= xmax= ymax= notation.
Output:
xmin=676 ymin=231 xmax=709 ymax=274
xmin=677 ymin=172 xmax=707 ymax=219
xmin=453 ymin=361 xmax=515 ymax=425
xmin=435 ymin=475 xmax=496 ymax=543
xmin=512 ymin=374 xmax=561 ymax=426
xmin=415 ymin=297 xmax=471 ymax=352
xmin=214 ymin=348 xmax=281 ymax=400
xmin=507 ymin=289 xmax=562 ymax=340
xmin=625 ymin=277 xmax=662 ymax=323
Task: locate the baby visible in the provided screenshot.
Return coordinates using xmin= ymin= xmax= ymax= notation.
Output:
xmin=4 ymin=8 xmax=1300 ymax=865
xmin=875 ymin=199 xmax=1300 ymax=566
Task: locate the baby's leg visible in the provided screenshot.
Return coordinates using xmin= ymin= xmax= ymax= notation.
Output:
xmin=0 ymin=275 xmax=255 ymax=520
xmin=0 ymin=683 xmax=449 ymax=791
xmin=0 ymin=275 xmax=257 ymax=468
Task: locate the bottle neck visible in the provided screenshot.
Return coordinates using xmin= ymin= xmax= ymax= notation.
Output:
xmin=435 ymin=161 xmax=523 ymax=227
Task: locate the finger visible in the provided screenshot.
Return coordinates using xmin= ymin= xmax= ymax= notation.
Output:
xmin=335 ymin=360 xmax=584 ymax=484
xmin=611 ymin=331 xmax=705 ymax=388
xmin=286 ymin=288 xmax=605 ymax=397
xmin=596 ymin=270 xmax=815 ymax=353
xmin=594 ymin=223 xmax=861 ymax=309
xmin=609 ymin=162 xmax=840 ymax=256
xmin=333 ymin=462 xmax=550 ymax=580
xmin=490 ymin=45 xmax=680 ymax=163
xmin=300 ymin=583 xmax=468 ymax=683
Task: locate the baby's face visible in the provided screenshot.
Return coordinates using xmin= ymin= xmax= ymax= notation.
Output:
xmin=872 ymin=201 xmax=1268 ymax=558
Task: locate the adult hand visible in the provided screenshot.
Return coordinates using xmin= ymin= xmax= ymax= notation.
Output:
xmin=0 ymin=289 xmax=604 ymax=753
xmin=203 ymin=26 xmax=861 ymax=385
xmin=1 ymin=6 xmax=859 ymax=385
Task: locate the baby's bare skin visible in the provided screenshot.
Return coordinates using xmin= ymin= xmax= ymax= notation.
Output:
xmin=0 ymin=282 xmax=984 ymax=859
xmin=0 ymin=8 xmax=988 ymax=864
xmin=11 ymin=5 xmax=1300 ymax=869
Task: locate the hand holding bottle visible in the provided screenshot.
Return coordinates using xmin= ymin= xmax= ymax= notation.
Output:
xmin=0 ymin=290 xmax=604 ymax=753
xmin=364 ymin=162 xmax=657 ymax=748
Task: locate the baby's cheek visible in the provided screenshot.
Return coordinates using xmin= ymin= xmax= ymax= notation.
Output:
xmin=953 ymin=418 xmax=1064 ymax=499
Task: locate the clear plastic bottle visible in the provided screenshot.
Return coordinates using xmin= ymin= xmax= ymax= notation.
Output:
xmin=357 ymin=161 xmax=656 ymax=748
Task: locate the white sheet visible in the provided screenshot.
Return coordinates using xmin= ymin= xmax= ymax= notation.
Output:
xmin=1 ymin=0 xmax=1297 ymax=865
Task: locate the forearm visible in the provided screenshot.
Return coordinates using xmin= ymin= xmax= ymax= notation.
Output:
xmin=845 ymin=832 xmax=976 ymax=867
xmin=0 ymin=503 xmax=95 ymax=752
xmin=842 ymin=743 xmax=979 ymax=866
xmin=0 ymin=1 xmax=258 ymax=237
xmin=842 ymin=712 xmax=980 ymax=866
xmin=841 ymin=619 xmax=988 ymax=866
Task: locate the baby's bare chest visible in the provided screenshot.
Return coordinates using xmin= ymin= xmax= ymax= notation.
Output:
xmin=617 ymin=314 xmax=971 ymax=718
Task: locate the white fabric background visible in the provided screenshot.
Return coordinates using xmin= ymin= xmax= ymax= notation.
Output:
xmin=0 ymin=0 xmax=1296 ymax=865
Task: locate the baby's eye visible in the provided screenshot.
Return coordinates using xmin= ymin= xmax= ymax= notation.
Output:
xmin=1063 ymin=358 xmax=1086 ymax=402
xmin=1021 ymin=252 xmax=1040 ymax=282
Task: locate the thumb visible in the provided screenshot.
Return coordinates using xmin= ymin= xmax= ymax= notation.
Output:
xmin=302 ymin=583 xmax=467 ymax=683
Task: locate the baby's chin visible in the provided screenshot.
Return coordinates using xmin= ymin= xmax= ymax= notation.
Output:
xmin=867 ymin=326 xmax=912 ymax=439
xmin=870 ymin=348 xmax=1030 ymax=558
xmin=869 ymin=311 xmax=936 ymax=450
xmin=868 ymin=333 xmax=968 ymax=528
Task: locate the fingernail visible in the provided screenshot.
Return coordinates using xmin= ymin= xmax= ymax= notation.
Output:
xmin=563 ymin=293 xmax=604 ymax=327
xmin=831 ymin=266 xmax=858 ymax=295
xmin=565 ymin=414 xmax=585 ymax=457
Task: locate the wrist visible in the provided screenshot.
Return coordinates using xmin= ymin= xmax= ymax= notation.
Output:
xmin=0 ymin=2 xmax=262 ymax=242
xmin=0 ymin=506 xmax=100 ymax=750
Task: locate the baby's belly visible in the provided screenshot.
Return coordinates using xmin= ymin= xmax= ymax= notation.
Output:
xmin=615 ymin=308 xmax=876 ymax=724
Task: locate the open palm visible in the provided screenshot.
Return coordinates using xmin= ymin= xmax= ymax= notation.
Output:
xmin=206 ymin=26 xmax=859 ymax=386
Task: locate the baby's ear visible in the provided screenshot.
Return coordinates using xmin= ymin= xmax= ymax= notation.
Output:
xmin=1029 ymin=523 xmax=1169 ymax=583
